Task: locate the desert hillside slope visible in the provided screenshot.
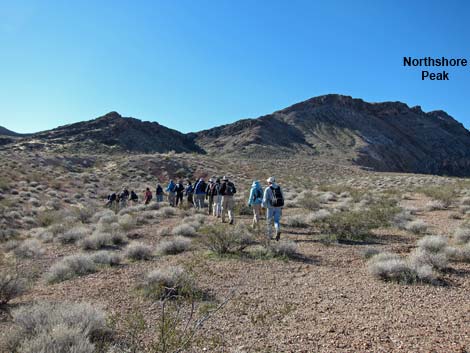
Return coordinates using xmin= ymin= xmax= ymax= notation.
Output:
xmin=194 ymin=94 xmax=470 ymax=176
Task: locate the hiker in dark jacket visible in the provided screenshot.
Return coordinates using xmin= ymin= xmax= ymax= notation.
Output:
xmin=166 ymin=180 xmax=176 ymax=206
xmin=206 ymin=178 xmax=219 ymax=216
xmin=219 ymin=176 xmax=236 ymax=224
xmin=213 ymin=178 xmax=222 ymax=217
xmin=262 ymin=176 xmax=284 ymax=241
xmin=194 ymin=178 xmax=207 ymax=209
xmin=185 ymin=180 xmax=194 ymax=206
xmin=156 ymin=184 xmax=164 ymax=203
xmin=130 ymin=190 xmax=138 ymax=203
xmin=119 ymin=188 xmax=130 ymax=209
xmin=175 ymin=180 xmax=185 ymax=207
xmin=106 ymin=192 xmax=117 ymax=208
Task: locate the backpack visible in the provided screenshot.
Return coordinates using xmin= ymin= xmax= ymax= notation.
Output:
xmin=254 ymin=188 xmax=262 ymax=201
xmin=156 ymin=185 xmax=163 ymax=194
xmin=270 ymin=186 xmax=284 ymax=207
xmin=225 ymin=182 xmax=236 ymax=196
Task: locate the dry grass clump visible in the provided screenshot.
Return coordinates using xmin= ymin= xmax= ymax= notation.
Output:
xmin=137 ymin=266 xmax=197 ymax=300
xmin=0 ymin=257 xmax=27 ymax=305
xmin=172 ymin=224 xmax=197 ymax=237
xmin=296 ymin=191 xmax=320 ymax=211
xmin=91 ymin=210 xmax=117 ymax=224
xmin=156 ymin=206 xmax=177 ymax=217
xmin=404 ymin=219 xmax=428 ymax=234
xmin=80 ymin=232 xmax=113 ymax=250
xmin=199 ymin=224 xmax=255 ymax=255
xmin=118 ymin=214 xmax=136 ymax=231
xmin=319 ymin=191 xmax=337 ymax=203
xmin=425 ymin=200 xmax=447 ymax=211
xmin=10 ymin=302 xmax=108 ymax=353
xmin=416 ymin=235 xmax=448 ymax=254
xmin=13 ymin=239 xmax=44 ymax=259
xmin=269 ymin=241 xmax=298 ymax=259
xmin=418 ymin=185 xmax=456 ymax=208
xmin=124 ymin=242 xmax=153 ymax=261
xmin=367 ymin=252 xmax=436 ymax=284
xmin=306 ymin=209 xmax=331 ymax=223
xmin=453 ymin=226 xmax=470 ymax=244
xmin=58 ymin=226 xmax=89 ymax=244
xmin=284 ymin=214 xmax=309 ymax=228
xmin=409 ymin=248 xmax=448 ymax=271
xmin=156 ymin=236 xmax=192 ymax=255
xmin=46 ymin=254 xmax=97 ymax=283
xmin=89 ymin=251 xmax=122 ymax=266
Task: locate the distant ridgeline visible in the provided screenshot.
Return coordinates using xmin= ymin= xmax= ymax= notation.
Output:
xmin=403 ymin=56 xmax=469 ymax=80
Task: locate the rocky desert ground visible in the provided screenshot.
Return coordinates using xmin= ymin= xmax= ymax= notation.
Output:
xmin=0 ymin=149 xmax=469 ymax=353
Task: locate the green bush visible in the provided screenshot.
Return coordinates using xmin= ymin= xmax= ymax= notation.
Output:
xmin=199 ymin=224 xmax=255 ymax=255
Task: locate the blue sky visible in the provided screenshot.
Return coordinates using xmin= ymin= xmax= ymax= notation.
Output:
xmin=1 ymin=0 xmax=469 ymax=133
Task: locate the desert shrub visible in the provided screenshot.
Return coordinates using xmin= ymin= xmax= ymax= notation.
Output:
xmin=409 ymin=248 xmax=448 ymax=270
xmin=35 ymin=229 xmax=54 ymax=243
xmin=156 ymin=206 xmax=177 ymax=217
xmin=425 ymin=200 xmax=447 ymax=211
xmin=307 ymin=209 xmax=331 ymax=223
xmin=362 ymin=248 xmax=381 ymax=259
xmin=317 ymin=199 xmax=399 ymax=241
xmin=13 ymin=239 xmax=44 ymax=258
xmin=284 ymin=214 xmax=309 ymax=228
xmin=172 ymin=224 xmax=197 ymax=237
xmin=72 ymin=206 xmax=96 ymax=224
xmin=125 ymin=242 xmax=153 ymax=261
xmin=137 ymin=266 xmax=197 ymax=300
xmin=199 ymin=224 xmax=255 ymax=255
xmin=80 ymin=232 xmax=113 ymax=250
xmin=453 ymin=227 xmax=470 ymax=244
xmin=446 ymin=244 xmax=470 ymax=262
xmin=36 ymin=210 xmax=60 ymax=227
xmin=418 ymin=185 xmax=456 ymax=208
xmin=46 ymin=254 xmax=96 ymax=283
xmin=89 ymin=251 xmax=122 ymax=266
xmin=11 ymin=302 xmax=108 ymax=353
xmin=156 ymin=237 xmax=192 ymax=255
xmin=58 ymin=226 xmax=89 ymax=244
xmin=417 ymin=235 xmax=448 ymax=253
xmin=235 ymin=202 xmax=253 ymax=216
xmin=319 ymin=191 xmax=337 ymax=203
xmin=157 ymin=226 xmax=172 ymax=237
xmin=269 ymin=241 xmax=298 ymax=259
xmin=0 ymin=257 xmax=27 ymax=305
xmin=392 ymin=210 xmax=414 ymax=229
xmin=110 ymin=231 xmax=128 ymax=246
xmin=118 ymin=214 xmax=136 ymax=231
xmin=91 ymin=210 xmax=116 ymax=223
xmin=367 ymin=253 xmax=435 ymax=284
xmin=405 ymin=220 xmax=428 ymax=234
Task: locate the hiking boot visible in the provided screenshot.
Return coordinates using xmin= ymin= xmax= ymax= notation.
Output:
xmin=275 ymin=232 xmax=281 ymax=241
xmin=229 ymin=219 xmax=234 ymax=225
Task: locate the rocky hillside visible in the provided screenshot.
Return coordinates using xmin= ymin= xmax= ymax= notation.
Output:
xmin=0 ymin=126 xmax=22 ymax=137
xmin=194 ymin=94 xmax=470 ymax=176
xmin=6 ymin=112 xmax=204 ymax=154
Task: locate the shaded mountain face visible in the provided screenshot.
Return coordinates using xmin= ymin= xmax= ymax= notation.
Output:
xmin=194 ymin=94 xmax=470 ymax=176
xmin=15 ymin=112 xmax=204 ymax=154
xmin=0 ymin=126 xmax=22 ymax=137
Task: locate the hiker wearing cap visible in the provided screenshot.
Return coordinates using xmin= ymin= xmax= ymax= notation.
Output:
xmin=219 ymin=176 xmax=236 ymax=224
xmin=175 ymin=180 xmax=185 ymax=207
xmin=248 ymin=180 xmax=263 ymax=229
xmin=130 ymin=190 xmax=139 ymax=204
xmin=185 ymin=180 xmax=194 ymax=207
xmin=262 ymin=176 xmax=284 ymax=241
xmin=194 ymin=178 xmax=207 ymax=209
xmin=156 ymin=183 xmax=164 ymax=203
xmin=213 ymin=178 xmax=222 ymax=217
xmin=166 ymin=180 xmax=176 ymax=206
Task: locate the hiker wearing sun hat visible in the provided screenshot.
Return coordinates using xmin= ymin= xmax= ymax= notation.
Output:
xmin=262 ymin=176 xmax=284 ymax=241
xmin=219 ymin=176 xmax=236 ymax=224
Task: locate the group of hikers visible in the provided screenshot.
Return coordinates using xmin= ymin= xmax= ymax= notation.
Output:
xmin=106 ymin=176 xmax=284 ymax=240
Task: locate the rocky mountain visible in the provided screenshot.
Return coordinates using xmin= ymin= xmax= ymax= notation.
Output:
xmin=9 ymin=112 xmax=204 ymax=154
xmin=2 ymin=95 xmax=470 ymax=176
xmin=193 ymin=94 xmax=470 ymax=176
xmin=0 ymin=126 xmax=22 ymax=136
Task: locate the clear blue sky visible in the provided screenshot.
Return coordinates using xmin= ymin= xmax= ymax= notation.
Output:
xmin=1 ymin=0 xmax=469 ymax=133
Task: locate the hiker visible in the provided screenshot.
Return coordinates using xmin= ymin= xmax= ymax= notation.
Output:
xmin=205 ymin=178 xmax=216 ymax=215
xmin=130 ymin=190 xmax=138 ymax=203
xmin=219 ymin=176 xmax=236 ymax=224
xmin=248 ymin=180 xmax=263 ymax=229
xmin=194 ymin=178 xmax=207 ymax=209
xmin=213 ymin=178 xmax=222 ymax=217
xmin=166 ymin=179 xmax=176 ymax=206
xmin=185 ymin=180 xmax=194 ymax=206
xmin=175 ymin=180 xmax=185 ymax=207
xmin=119 ymin=188 xmax=129 ymax=209
xmin=262 ymin=176 xmax=284 ymax=241
xmin=144 ymin=187 xmax=153 ymax=205
xmin=156 ymin=183 xmax=164 ymax=203
xmin=106 ymin=192 xmax=117 ymax=208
